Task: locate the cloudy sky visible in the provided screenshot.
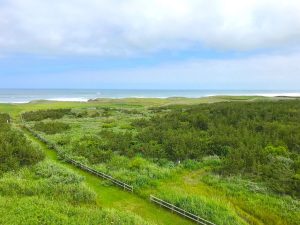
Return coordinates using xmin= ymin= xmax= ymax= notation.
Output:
xmin=0 ymin=0 xmax=300 ymax=89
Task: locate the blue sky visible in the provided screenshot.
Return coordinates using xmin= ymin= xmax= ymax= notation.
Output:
xmin=0 ymin=0 xmax=300 ymax=89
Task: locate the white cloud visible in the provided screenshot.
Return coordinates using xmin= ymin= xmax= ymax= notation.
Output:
xmin=0 ymin=0 xmax=300 ymax=55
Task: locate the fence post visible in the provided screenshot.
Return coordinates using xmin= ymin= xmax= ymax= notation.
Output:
xmin=149 ymin=195 xmax=215 ymax=225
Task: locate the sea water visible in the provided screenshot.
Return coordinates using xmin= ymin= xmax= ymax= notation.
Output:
xmin=0 ymin=89 xmax=299 ymax=103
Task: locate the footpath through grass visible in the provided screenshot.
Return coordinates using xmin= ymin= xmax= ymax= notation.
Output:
xmin=21 ymin=126 xmax=193 ymax=225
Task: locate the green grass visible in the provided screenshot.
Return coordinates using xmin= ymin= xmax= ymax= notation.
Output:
xmin=1 ymin=97 xmax=300 ymax=225
xmin=0 ymin=196 xmax=155 ymax=225
xmin=0 ymin=95 xmax=279 ymax=120
xmin=21 ymin=127 xmax=193 ymax=225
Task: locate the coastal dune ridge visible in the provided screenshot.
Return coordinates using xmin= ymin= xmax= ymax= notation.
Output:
xmin=0 ymin=89 xmax=300 ymax=103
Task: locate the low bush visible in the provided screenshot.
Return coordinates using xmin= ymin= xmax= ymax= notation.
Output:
xmin=0 ymin=196 xmax=155 ymax=225
xmin=0 ymin=161 xmax=96 ymax=204
xmin=33 ymin=161 xmax=83 ymax=184
xmin=102 ymin=123 xmax=116 ymax=128
xmin=120 ymin=124 xmax=134 ymax=130
xmin=94 ymin=155 xmax=173 ymax=188
xmin=200 ymin=174 xmax=300 ymax=225
xmin=0 ymin=113 xmax=10 ymax=123
xmin=33 ymin=121 xmax=70 ymax=134
xmin=158 ymin=191 xmax=244 ymax=225
xmin=22 ymin=109 xmax=71 ymax=121
xmin=0 ymin=125 xmax=44 ymax=175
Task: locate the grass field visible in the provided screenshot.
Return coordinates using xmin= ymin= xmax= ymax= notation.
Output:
xmin=1 ymin=96 xmax=299 ymax=225
xmin=0 ymin=95 xmax=279 ymax=119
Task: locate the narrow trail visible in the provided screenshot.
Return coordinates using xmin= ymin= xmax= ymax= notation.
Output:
xmin=21 ymin=126 xmax=193 ymax=225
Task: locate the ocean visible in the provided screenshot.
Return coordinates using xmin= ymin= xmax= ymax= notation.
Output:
xmin=0 ymin=89 xmax=299 ymax=103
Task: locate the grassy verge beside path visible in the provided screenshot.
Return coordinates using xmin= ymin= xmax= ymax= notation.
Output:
xmin=21 ymin=126 xmax=193 ymax=225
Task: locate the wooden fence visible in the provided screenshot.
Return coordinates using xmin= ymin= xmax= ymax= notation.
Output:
xmin=150 ymin=195 xmax=216 ymax=225
xmin=65 ymin=157 xmax=133 ymax=192
xmin=23 ymin=125 xmax=133 ymax=192
xmin=23 ymin=125 xmax=217 ymax=224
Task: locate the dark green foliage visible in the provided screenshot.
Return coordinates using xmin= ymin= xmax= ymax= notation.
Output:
xmin=101 ymin=107 xmax=115 ymax=117
xmin=33 ymin=121 xmax=70 ymax=134
xmin=70 ymin=135 xmax=113 ymax=164
xmin=131 ymin=118 xmax=149 ymax=128
xmin=119 ymin=109 xmax=141 ymax=115
xmin=0 ymin=113 xmax=10 ymax=123
xmin=99 ymin=130 xmax=135 ymax=156
xmin=0 ymin=124 xmax=44 ymax=175
xmin=262 ymin=155 xmax=295 ymax=194
xmin=73 ymin=110 xmax=88 ymax=118
xmin=72 ymin=109 xmax=100 ymax=118
xmin=131 ymin=100 xmax=300 ymax=195
xmin=70 ymin=131 xmax=135 ymax=163
xmin=22 ymin=109 xmax=71 ymax=121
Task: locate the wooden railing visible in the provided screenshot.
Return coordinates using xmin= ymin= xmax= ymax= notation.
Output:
xmin=65 ymin=157 xmax=133 ymax=192
xmin=23 ymin=125 xmax=133 ymax=192
xmin=150 ymin=195 xmax=216 ymax=225
xmin=23 ymin=124 xmax=217 ymax=224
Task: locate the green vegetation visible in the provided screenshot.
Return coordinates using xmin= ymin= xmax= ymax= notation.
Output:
xmin=0 ymin=115 xmax=44 ymax=175
xmin=0 ymin=197 xmax=154 ymax=225
xmin=0 ymin=161 xmax=154 ymax=225
xmin=0 ymin=113 xmax=10 ymax=123
xmin=22 ymin=109 xmax=72 ymax=121
xmin=1 ymin=97 xmax=300 ymax=225
xmin=33 ymin=121 xmax=70 ymax=134
xmin=132 ymin=101 xmax=300 ymax=196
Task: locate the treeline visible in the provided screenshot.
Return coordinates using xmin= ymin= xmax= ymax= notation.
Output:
xmin=68 ymin=100 xmax=300 ymax=195
xmin=0 ymin=115 xmax=44 ymax=175
xmin=45 ymin=100 xmax=300 ymax=195
xmin=132 ymin=100 xmax=300 ymax=195
xmin=22 ymin=109 xmax=71 ymax=121
xmin=33 ymin=121 xmax=70 ymax=134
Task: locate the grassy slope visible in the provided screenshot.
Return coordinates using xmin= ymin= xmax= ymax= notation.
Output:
xmin=1 ymin=96 xmax=299 ymax=225
xmin=21 ymin=126 xmax=193 ymax=225
xmin=150 ymin=169 xmax=300 ymax=225
xmin=0 ymin=95 xmax=275 ymax=120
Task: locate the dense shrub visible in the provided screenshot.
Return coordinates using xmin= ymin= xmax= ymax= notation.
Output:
xmin=102 ymin=123 xmax=116 ymax=128
xmin=0 ymin=125 xmax=44 ymax=175
xmin=22 ymin=109 xmax=71 ymax=121
xmin=0 ymin=161 xmax=154 ymax=225
xmin=0 ymin=113 xmax=10 ymax=123
xmin=0 ymin=161 xmax=96 ymax=204
xmin=130 ymin=100 xmax=300 ymax=195
xmin=33 ymin=161 xmax=83 ymax=184
xmin=33 ymin=121 xmax=70 ymax=134
xmin=158 ymin=191 xmax=243 ymax=225
xmin=0 ymin=196 xmax=155 ymax=225
xmin=69 ymin=135 xmax=111 ymax=163
xmin=94 ymin=155 xmax=172 ymax=188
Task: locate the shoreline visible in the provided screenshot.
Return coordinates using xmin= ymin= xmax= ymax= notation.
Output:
xmin=1 ymin=89 xmax=300 ymax=104
xmin=0 ymin=94 xmax=299 ymax=104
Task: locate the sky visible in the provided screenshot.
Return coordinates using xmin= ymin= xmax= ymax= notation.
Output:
xmin=0 ymin=0 xmax=300 ymax=89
